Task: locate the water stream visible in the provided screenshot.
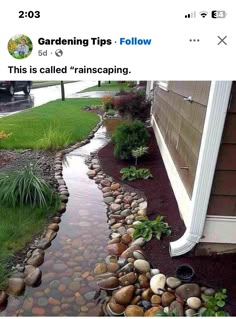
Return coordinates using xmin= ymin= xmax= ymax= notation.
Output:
xmin=1 ymin=121 xmax=121 ymax=316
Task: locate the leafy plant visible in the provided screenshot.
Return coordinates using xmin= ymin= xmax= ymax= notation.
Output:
xmin=106 ymin=109 xmax=116 ymax=117
xmin=132 ymin=146 xmax=149 ymax=166
xmin=112 ymin=121 xmax=149 ymax=160
xmin=155 ymin=308 xmax=180 ymax=317
xmin=102 ymin=95 xmax=113 ymax=111
xmin=37 ymin=125 xmax=71 ymax=150
xmin=120 ymin=166 xmax=152 ymax=181
xmin=0 ymin=164 xmax=58 ymax=208
xmin=133 ymin=215 xmax=171 ymax=241
xmin=112 ymin=91 xmax=151 ymax=121
xmin=200 ymin=289 xmax=227 ymax=317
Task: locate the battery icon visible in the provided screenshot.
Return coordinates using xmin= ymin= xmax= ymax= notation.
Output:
xmin=212 ymin=10 xmax=227 ymax=18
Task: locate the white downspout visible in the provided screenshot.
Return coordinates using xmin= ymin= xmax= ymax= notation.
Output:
xmin=170 ymin=81 xmax=233 ymax=257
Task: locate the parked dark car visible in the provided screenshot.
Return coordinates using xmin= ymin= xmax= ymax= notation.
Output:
xmin=0 ymin=81 xmax=32 ymax=96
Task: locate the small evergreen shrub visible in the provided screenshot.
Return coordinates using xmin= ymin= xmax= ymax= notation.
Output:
xmin=112 ymin=121 xmax=149 ymax=160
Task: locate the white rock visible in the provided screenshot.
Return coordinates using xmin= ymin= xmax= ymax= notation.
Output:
xmin=187 ymin=297 xmax=202 ymax=310
xmin=150 ymin=274 xmax=166 ymax=294
xmin=150 ymin=268 xmax=160 ymax=276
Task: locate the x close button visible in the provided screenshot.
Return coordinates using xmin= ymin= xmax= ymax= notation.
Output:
xmin=218 ymin=36 xmax=227 ymax=45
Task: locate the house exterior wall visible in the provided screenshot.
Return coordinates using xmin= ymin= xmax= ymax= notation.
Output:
xmin=152 ymin=81 xmax=210 ymax=197
xmin=207 ymin=81 xmax=236 ymax=216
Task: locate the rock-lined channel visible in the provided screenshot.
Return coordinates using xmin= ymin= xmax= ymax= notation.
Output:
xmin=0 ymin=123 xmax=111 ymax=316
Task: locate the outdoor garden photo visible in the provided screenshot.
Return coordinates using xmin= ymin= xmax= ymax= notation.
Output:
xmin=0 ymin=80 xmax=235 ymax=316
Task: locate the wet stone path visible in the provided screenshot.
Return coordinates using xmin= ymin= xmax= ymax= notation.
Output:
xmin=0 ymin=125 xmax=111 ymax=316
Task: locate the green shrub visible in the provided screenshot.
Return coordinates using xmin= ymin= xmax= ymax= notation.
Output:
xmin=106 ymin=109 xmax=116 ymax=116
xmin=120 ymin=166 xmax=152 ymax=181
xmin=112 ymin=121 xmax=149 ymax=160
xmin=201 ymin=289 xmax=228 ymax=316
xmin=133 ymin=215 xmax=171 ymax=241
xmin=37 ymin=125 xmax=71 ymax=150
xmin=0 ymin=164 xmax=58 ymax=208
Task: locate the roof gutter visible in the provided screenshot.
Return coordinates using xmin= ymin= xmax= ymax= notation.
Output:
xmin=170 ymin=81 xmax=233 ymax=257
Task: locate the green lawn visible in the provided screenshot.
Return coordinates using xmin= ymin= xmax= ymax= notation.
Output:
xmin=80 ymin=81 xmax=134 ymax=93
xmin=0 ymin=205 xmax=56 ymax=287
xmin=0 ymin=98 xmax=100 ymax=149
xmin=32 ymin=81 xmax=77 ymax=89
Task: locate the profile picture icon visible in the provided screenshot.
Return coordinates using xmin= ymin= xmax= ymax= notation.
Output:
xmin=8 ymin=34 xmax=33 ymax=59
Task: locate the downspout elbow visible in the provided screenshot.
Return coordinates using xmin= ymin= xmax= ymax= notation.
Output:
xmin=169 ymin=230 xmax=201 ymax=257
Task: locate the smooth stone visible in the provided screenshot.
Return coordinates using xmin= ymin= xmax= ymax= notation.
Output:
xmin=48 ymin=223 xmax=59 ymax=232
xmin=121 ymin=234 xmax=132 ymax=245
xmin=26 ymin=249 xmax=44 ymax=267
xmin=123 ymin=195 xmax=133 ymax=204
xmin=84 ymin=291 xmax=96 ymax=301
xmin=107 ymin=302 xmax=125 ymax=315
xmin=120 ymin=245 xmax=142 ymax=259
xmin=24 ymin=265 xmax=42 ymax=286
xmin=35 ymin=238 xmax=51 ymax=250
xmin=94 ymin=263 xmax=107 ymax=274
xmin=52 ymin=216 xmax=61 ymax=223
xmin=175 ymin=283 xmax=201 ymax=300
xmin=44 ymin=229 xmax=57 ymax=241
xmin=110 ymin=203 xmax=121 ymax=212
xmin=142 ymin=288 xmax=153 ymax=301
xmin=101 ymin=179 xmax=111 ymax=187
xmin=139 ymin=201 xmax=147 ymax=209
xmin=138 ymin=274 xmax=150 ymax=288
xmin=103 ymin=192 xmax=113 ymax=198
xmin=120 ymin=209 xmax=131 ymax=217
xmin=0 ymin=291 xmax=7 ymax=305
xmin=131 ymin=295 xmax=142 ymax=305
xmin=107 ymin=263 xmax=120 ymax=273
xmin=139 ymin=300 xmax=152 ymax=310
xmin=185 ymin=309 xmax=197 ymax=317
xmin=87 ymin=170 xmax=96 ymax=177
xmin=114 ymin=285 xmax=135 ymax=305
xmin=133 ymin=250 xmax=147 ymax=261
xmin=151 ymin=294 xmax=161 ymax=305
xmin=37 ymin=297 xmax=48 ymax=306
xmin=49 ymin=279 xmax=60 ymax=289
xmin=125 ymin=305 xmax=144 ymax=316
xmin=204 ymin=288 xmax=215 ymax=296
xmin=144 ymin=306 xmax=163 ymax=316
xmin=150 ymin=274 xmax=166 ymax=294
xmin=105 ymin=255 xmax=118 ymax=264
xmin=111 ymin=183 xmax=120 ymax=191
xmin=117 ymin=226 xmax=127 ymax=235
xmin=102 ymin=186 xmax=111 ymax=193
xmin=150 ymin=269 xmax=160 ymax=276
xmin=117 ymin=258 xmax=127 ymax=268
xmin=117 ymin=263 xmax=134 ymax=274
xmin=107 ymin=243 xmax=127 ymax=256
xmin=131 ymin=237 xmax=146 ymax=247
xmin=7 ymin=278 xmax=25 ymax=295
xmin=97 ymin=276 xmax=119 ymax=290
xmin=32 ymin=307 xmax=46 ymax=316
xmin=161 ymin=292 xmax=176 ymax=307
xmin=166 ymin=277 xmax=182 ymax=289
xmin=187 ymin=297 xmax=202 ymax=310
xmin=104 ymin=197 xmax=115 ymax=204
xmin=119 ymin=272 xmax=137 ymax=286
xmin=169 ymin=301 xmax=184 ymax=316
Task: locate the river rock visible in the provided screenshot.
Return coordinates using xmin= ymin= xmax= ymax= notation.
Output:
xmin=104 ymin=197 xmax=114 ymax=204
xmin=131 ymin=237 xmax=146 ymax=247
xmin=24 ymin=266 xmax=42 ymax=286
xmin=107 ymin=302 xmax=125 ymax=315
xmin=142 ymin=288 xmax=153 ymax=300
xmin=150 ymin=274 xmax=166 ymax=294
xmin=119 ymin=272 xmax=137 ymax=286
xmin=97 ymin=276 xmax=119 ymax=290
xmin=144 ymin=306 xmax=163 ymax=316
xmin=150 ymin=269 xmax=160 ymax=276
xmin=133 ymin=250 xmax=147 ymax=261
xmin=110 ymin=203 xmax=121 ymax=212
xmin=121 ymin=209 xmax=131 ymax=217
xmin=0 ymin=291 xmax=7 ymax=305
xmin=134 ymin=259 xmax=150 ymax=273
xmin=175 ymin=283 xmax=201 ymax=300
xmin=107 ymin=262 xmax=120 ymax=273
xmin=120 ymin=245 xmax=142 ymax=259
xmin=44 ymin=229 xmax=57 ymax=241
xmin=125 ymin=305 xmax=144 ymax=316
xmin=138 ymin=274 xmax=150 ymax=288
xmin=161 ymin=292 xmax=176 ymax=307
xmin=102 ymin=186 xmax=111 ymax=193
xmin=94 ymin=263 xmax=107 ymax=274
xmin=111 ymin=183 xmax=120 ymax=191
xmin=26 ymin=249 xmax=44 ymax=267
xmin=101 ymin=179 xmax=111 ymax=187
xmin=185 ymin=309 xmax=197 ymax=317
xmin=204 ymin=288 xmax=215 ymax=296
xmin=121 ymin=234 xmax=132 ymax=245
xmin=166 ymin=277 xmax=182 ymax=289
xmin=151 ymin=294 xmax=161 ymax=305
xmin=7 ymin=278 xmax=25 ymax=295
xmin=107 ymin=243 xmax=127 ymax=256
xmin=48 ymin=223 xmax=59 ymax=232
xmin=169 ymin=301 xmax=184 ymax=316
xmin=87 ymin=170 xmax=96 ymax=178
xmin=187 ymin=297 xmax=202 ymax=310
xmin=123 ymin=195 xmax=133 ymax=204
xmin=114 ymin=285 xmax=135 ymax=305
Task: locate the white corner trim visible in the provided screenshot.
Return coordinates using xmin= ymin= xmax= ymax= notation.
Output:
xmin=151 ymin=115 xmax=191 ymax=227
xmin=201 ymin=215 xmax=236 ymax=243
xmin=170 ymin=81 xmax=233 ymax=256
xmin=158 ymin=81 xmax=169 ymax=91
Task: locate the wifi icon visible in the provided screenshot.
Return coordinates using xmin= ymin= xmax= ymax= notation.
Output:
xmin=200 ymin=11 xmax=208 ymax=18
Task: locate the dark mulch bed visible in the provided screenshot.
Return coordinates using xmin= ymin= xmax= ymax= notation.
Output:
xmin=98 ymin=129 xmax=236 ymax=315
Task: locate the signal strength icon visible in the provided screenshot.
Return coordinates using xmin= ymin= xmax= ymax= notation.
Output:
xmin=200 ymin=11 xmax=208 ymax=18
xmin=185 ymin=11 xmax=196 ymax=18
